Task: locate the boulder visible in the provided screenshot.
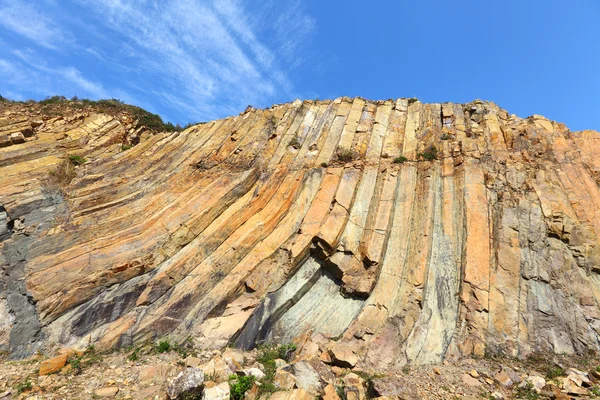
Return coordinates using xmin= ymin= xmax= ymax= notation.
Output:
xmin=291 ymin=360 xmax=324 ymax=395
xmin=93 ymin=386 xmax=119 ymax=397
xmin=328 ymin=343 xmax=358 ymax=368
xmin=222 ymin=348 xmax=245 ymax=365
xmin=342 ymin=372 xmax=366 ymax=400
xmin=494 ymin=370 xmax=513 ymax=387
xmin=274 ymin=369 xmax=296 ymax=390
xmin=266 ymin=388 xmax=313 ymax=400
xmin=199 ymin=356 xmax=235 ymax=382
xmin=323 ymin=383 xmax=341 ymax=400
xmin=8 ymin=132 xmax=25 ymax=144
xmin=39 ymin=354 xmax=68 ymax=375
xmin=461 ymin=373 xmax=482 ymax=387
xmin=523 ymin=375 xmax=545 ymax=393
xmin=138 ymin=363 xmax=172 ymax=386
xmin=203 ymin=381 xmax=230 ymax=400
xmin=167 ymin=367 xmax=205 ymax=399
xmin=185 ymin=356 xmax=202 ymax=368
xmin=241 ymin=368 xmax=265 ymax=380
xmin=370 ymin=376 xmax=418 ymax=399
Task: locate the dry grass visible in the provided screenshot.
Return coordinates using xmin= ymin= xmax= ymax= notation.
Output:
xmin=48 ymin=159 xmax=77 ymax=189
xmin=336 ymin=147 xmax=356 ymax=163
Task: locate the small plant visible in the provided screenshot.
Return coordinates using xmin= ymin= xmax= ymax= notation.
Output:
xmin=68 ymin=154 xmax=86 ymax=166
xmin=128 ymin=347 xmax=140 ymax=361
xmin=269 ymin=114 xmax=277 ymax=126
xmin=545 ymin=366 xmax=564 ymax=380
xmin=255 ymin=343 xmax=297 ymax=395
xmin=155 ymin=339 xmax=171 ymax=353
xmin=172 ymin=342 xmax=190 ymax=358
xmin=16 ymin=379 xmax=32 ymax=394
xmin=336 ymin=385 xmax=348 ymax=400
xmin=441 ymin=133 xmax=453 ymax=140
xmin=419 ymin=145 xmax=438 ymax=161
xmin=407 ymin=97 xmax=418 ymax=105
xmin=289 ymin=137 xmax=301 ymax=149
xmin=590 ymin=385 xmax=600 ymax=396
xmin=204 ymin=373 xmax=217 ymax=382
xmin=121 ymin=144 xmax=133 ymax=151
xmin=0 ymin=94 xmax=8 ymax=102
xmin=402 ymin=365 xmax=411 ymax=374
xmin=178 ymin=387 xmax=203 ymax=400
xmin=393 ymin=156 xmax=408 ymax=164
xmin=320 ymin=162 xmax=328 ymax=168
xmin=513 ymin=381 xmax=541 ymax=399
xmin=336 ymin=147 xmax=355 ymax=163
xmin=48 ymin=159 xmax=76 ymax=188
xmin=39 ymin=95 xmax=68 ymax=105
xmin=229 ymin=374 xmax=256 ymax=400
xmin=68 ymin=354 xmax=82 ymax=374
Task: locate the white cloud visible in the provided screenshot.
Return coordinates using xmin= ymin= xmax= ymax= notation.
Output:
xmin=0 ymin=0 xmax=317 ymax=123
xmin=0 ymin=0 xmax=69 ymax=49
xmin=0 ymin=53 xmax=108 ymax=100
xmin=74 ymin=0 xmax=315 ymax=121
xmin=62 ymin=67 xmax=107 ymax=99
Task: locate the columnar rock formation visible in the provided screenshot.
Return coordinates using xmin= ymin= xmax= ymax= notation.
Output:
xmin=1 ymin=97 xmax=600 ymax=369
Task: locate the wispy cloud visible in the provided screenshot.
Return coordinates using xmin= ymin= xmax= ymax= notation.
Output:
xmin=0 ymin=0 xmax=317 ymax=123
xmin=0 ymin=49 xmax=108 ymax=100
xmin=0 ymin=0 xmax=70 ymax=49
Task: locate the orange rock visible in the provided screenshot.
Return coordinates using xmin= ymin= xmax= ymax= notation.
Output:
xmin=39 ymin=354 xmax=68 ymax=376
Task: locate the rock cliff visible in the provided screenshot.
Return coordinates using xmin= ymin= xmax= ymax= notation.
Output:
xmin=2 ymin=96 xmax=600 ymax=369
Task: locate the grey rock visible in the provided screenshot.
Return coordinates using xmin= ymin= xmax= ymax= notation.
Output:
xmin=167 ymin=367 xmax=205 ymax=399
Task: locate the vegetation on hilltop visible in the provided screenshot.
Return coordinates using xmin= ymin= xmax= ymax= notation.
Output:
xmin=0 ymin=94 xmax=198 ymax=133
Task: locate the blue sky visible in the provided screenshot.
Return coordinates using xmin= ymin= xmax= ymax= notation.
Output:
xmin=0 ymin=0 xmax=598 ymax=131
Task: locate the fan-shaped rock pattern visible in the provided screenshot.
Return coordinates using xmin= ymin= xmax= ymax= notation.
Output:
xmin=2 ymin=97 xmax=600 ymax=368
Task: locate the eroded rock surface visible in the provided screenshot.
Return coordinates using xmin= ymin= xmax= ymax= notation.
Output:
xmin=2 ymin=97 xmax=600 ymax=369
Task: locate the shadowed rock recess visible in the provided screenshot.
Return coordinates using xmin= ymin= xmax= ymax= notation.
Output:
xmin=2 ymin=97 xmax=600 ymax=368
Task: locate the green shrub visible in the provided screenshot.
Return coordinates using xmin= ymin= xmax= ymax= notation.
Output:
xmin=38 ymin=97 xmax=191 ymax=133
xmin=229 ymin=374 xmax=256 ymax=400
xmin=40 ymin=95 xmax=67 ymax=105
xmin=128 ymin=347 xmax=140 ymax=361
xmin=393 ymin=156 xmax=408 ymax=164
xmin=336 ymin=385 xmax=347 ymax=400
xmin=513 ymin=381 xmax=541 ymax=399
xmin=320 ymin=162 xmax=328 ymax=168
xmin=16 ymin=379 xmax=32 ymax=394
xmin=155 ymin=339 xmax=171 ymax=353
xmin=68 ymin=154 xmax=86 ymax=166
xmin=121 ymin=144 xmax=133 ymax=151
xmin=255 ymin=343 xmax=297 ymax=395
xmin=545 ymin=366 xmax=564 ymax=380
xmin=68 ymin=354 xmax=82 ymax=374
xmin=407 ymin=97 xmax=418 ymax=105
xmin=0 ymin=94 xmax=8 ymax=102
xmin=419 ymin=145 xmax=438 ymax=161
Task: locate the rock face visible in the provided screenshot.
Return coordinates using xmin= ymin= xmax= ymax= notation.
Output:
xmin=2 ymin=97 xmax=600 ymax=368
